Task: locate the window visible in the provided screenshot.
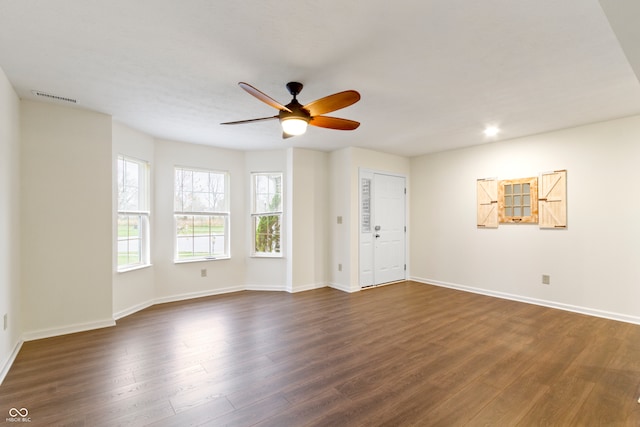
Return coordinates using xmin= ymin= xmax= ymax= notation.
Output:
xmin=117 ymin=155 xmax=150 ymax=270
xmin=251 ymin=172 xmax=282 ymax=256
xmin=498 ymin=177 xmax=538 ymax=223
xmin=174 ymin=167 xmax=229 ymax=261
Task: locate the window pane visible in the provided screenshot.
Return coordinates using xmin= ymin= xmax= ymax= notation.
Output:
xmin=175 ymin=214 xmax=227 ymax=260
xmin=117 ymin=213 xmax=146 ymax=267
xmin=193 ymin=171 xmax=209 ymax=192
xmin=514 ymin=206 xmax=522 ymax=216
xmin=504 ymin=196 xmax=512 ymax=208
xmin=504 ymin=185 xmax=512 ymax=195
xmin=254 ymin=214 xmax=281 ymax=253
xmin=513 ymin=184 xmax=521 ymax=194
xmin=176 ymin=215 xmax=193 ymax=236
xmin=119 ymin=158 xmax=142 ymax=211
xmin=514 ymin=195 xmax=521 ymax=206
xmin=523 ymin=206 xmax=531 ymax=216
xmin=193 ymin=235 xmax=211 ymax=258
xmin=176 ymin=235 xmax=194 ymax=259
xmin=193 ymin=215 xmax=210 ymax=236
xmin=505 ymin=207 xmax=513 ymax=216
xmin=175 ymin=168 xmax=227 ymax=214
xmin=523 ymin=183 xmax=530 ymax=193
xmin=253 ymin=173 xmax=282 ymax=214
xmin=191 ymin=191 xmax=210 ymax=211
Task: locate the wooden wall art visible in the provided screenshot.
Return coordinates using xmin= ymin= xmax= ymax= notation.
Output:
xmin=477 ymin=170 xmax=566 ymax=229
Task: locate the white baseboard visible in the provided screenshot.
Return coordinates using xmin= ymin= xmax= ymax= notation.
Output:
xmin=0 ymin=339 xmax=23 ymax=386
xmin=113 ymin=300 xmax=155 ymax=320
xmin=153 ymin=285 xmax=245 ymax=305
xmin=411 ymin=276 xmax=640 ymax=326
xmin=22 ymin=318 xmax=117 ymax=342
xmin=290 ymin=282 xmax=327 ymax=293
xmin=245 ymin=284 xmax=287 ymax=292
xmin=328 ymin=282 xmax=360 ymax=293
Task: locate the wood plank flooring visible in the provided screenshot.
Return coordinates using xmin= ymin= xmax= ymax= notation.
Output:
xmin=1 ymin=281 xmax=640 ymax=426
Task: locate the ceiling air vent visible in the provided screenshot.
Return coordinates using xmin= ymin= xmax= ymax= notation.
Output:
xmin=31 ymin=90 xmax=77 ymax=104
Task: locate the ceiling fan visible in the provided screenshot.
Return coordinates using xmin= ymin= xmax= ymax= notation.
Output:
xmin=221 ymin=82 xmax=361 ymax=138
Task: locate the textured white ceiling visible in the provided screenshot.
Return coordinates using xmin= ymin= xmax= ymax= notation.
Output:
xmin=1 ymin=0 xmax=640 ymax=157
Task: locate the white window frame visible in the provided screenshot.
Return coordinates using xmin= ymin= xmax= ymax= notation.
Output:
xmin=117 ymin=155 xmax=150 ymax=272
xmin=251 ymin=172 xmax=283 ymax=258
xmin=174 ymin=166 xmax=230 ymax=262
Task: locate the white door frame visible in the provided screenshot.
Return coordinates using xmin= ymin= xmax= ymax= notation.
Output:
xmin=358 ymin=168 xmax=408 ymax=288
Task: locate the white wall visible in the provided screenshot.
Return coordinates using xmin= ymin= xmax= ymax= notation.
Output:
xmin=286 ymin=148 xmax=330 ymax=292
xmin=152 ymin=139 xmax=247 ymax=301
xmin=20 ymin=101 xmax=114 ymax=339
xmin=410 ymin=115 xmax=640 ymax=323
xmin=329 ymin=148 xmax=352 ymax=291
xmin=244 ymin=150 xmax=287 ymax=290
xmin=112 ymin=122 xmax=156 ymax=318
xmin=0 ymin=67 xmax=21 ymax=383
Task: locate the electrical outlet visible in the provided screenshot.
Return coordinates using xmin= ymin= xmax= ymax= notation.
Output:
xmin=338 ymin=263 xmax=342 ymax=272
xmin=3 ymin=313 xmax=7 ymax=331
xmin=201 ymin=269 xmax=207 ymax=278
xmin=542 ymin=274 xmax=550 ymax=285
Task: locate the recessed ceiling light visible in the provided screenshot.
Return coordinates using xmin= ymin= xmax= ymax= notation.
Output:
xmin=483 ymin=126 xmax=500 ymax=137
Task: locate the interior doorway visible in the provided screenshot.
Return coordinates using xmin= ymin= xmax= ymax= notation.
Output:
xmin=359 ymin=170 xmax=406 ymax=288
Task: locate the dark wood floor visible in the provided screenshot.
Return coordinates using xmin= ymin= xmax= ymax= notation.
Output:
xmin=1 ymin=282 xmax=640 ymax=426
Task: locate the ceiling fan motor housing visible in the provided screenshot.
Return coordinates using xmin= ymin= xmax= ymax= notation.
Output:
xmin=279 ymin=98 xmax=310 ymax=122
xmin=286 ymin=81 xmax=304 ymax=97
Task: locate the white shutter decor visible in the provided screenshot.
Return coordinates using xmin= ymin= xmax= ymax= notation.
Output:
xmin=477 ymin=178 xmax=498 ymax=228
xmin=538 ymin=170 xmax=567 ymax=228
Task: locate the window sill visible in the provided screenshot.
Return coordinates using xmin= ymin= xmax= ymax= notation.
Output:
xmin=117 ymin=264 xmax=153 ymax=273
xmin=174 ymin=256 xmax=230 ymax=264
xmin=251 ymin=253 xmax=283 ymax=259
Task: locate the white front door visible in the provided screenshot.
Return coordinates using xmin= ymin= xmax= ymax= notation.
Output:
xmin=359 ymin=171 xmax=406 ymax=287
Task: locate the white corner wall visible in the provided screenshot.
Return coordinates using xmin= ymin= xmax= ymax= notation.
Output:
xmin=20 ymin=101 xmax=114 ymax=339
xmin=286 ymin=148 xmax=330 ymax=292
xmin=0 ymin=67 xmax=22 ymax=383
xmin=112 ymin=122 xmax=156 ymax=318
xmin=410 ymin=115 xmax=640 ymax=323
xmin=329 ymin=148 xmax=352 ymax=291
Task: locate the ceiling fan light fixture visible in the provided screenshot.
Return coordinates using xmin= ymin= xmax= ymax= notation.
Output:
xmin=281 ymin=117 xmax=309 ymax=136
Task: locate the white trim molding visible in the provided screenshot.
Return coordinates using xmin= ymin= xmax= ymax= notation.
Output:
xmin=328 ymin=282 xmax=359 ymax=293
xmin=411 ymin=276 xmax=640 ymax=326
xmin=153 ymin=285 xmax=245 ymax=306
xmin=22 ymin=318 xmax=117 ymax=342
xmin=0 ymin=340 xmax=23 ymax=386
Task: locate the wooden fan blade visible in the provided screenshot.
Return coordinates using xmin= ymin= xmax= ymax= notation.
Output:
xmin=309 ymin=116 xmax=360 ymax=130
xmin=303 ymin=90 xmax=360 ymax=116
xmin=220 ymin=115 xmax=278 ymax=125
xmin=238 ymin=82 xmax=292 ymax=112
